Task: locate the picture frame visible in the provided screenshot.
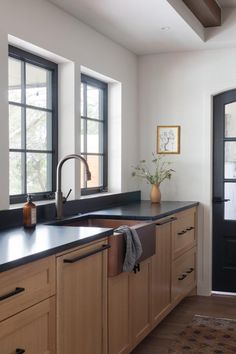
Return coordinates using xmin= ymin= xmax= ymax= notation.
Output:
xmin=157 ymin=125 xmax=180 ymax=154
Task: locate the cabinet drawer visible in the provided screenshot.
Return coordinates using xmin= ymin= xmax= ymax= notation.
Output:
xmin=0 ymin=297 xmax=55 ymax=354
xmin=172 ymin=208 xmax=196 ymax=259
xmin=172 ymin=247 xmax=196 ymax=304
xmin=0 ymin=256 xmax=55 ymax=321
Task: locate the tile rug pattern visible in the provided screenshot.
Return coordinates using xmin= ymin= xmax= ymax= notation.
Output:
xmin=169 ymin=315 xmax=236 ymax=354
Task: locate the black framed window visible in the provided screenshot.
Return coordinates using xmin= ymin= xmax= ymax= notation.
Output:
xmin=8 ymin=45 xmax=58 ymax=203
xmin=80 ymin=74 xmax=108 ymax=195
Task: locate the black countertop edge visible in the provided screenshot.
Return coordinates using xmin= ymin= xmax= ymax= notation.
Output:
xmin=0 ymin=228 xmax=113 ymax=273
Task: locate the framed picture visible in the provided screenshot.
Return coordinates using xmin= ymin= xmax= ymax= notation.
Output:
xmin=157 ymin=125 xmax=180 ymax=154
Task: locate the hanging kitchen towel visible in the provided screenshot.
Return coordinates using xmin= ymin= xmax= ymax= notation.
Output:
xmin=114 ymin=225 xmax=143 ymax=272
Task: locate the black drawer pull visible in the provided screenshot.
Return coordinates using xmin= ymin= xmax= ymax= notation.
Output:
xmin=186 ymin=226 xmax=195 ymax=231
xmin=178 ymin=230 xmax=186 ymax=235
xmin=186 ymin=267 xmax=194 ymax=274
xmin=64 ymin=244 xmax=111 ymax=263
xmin=156 ymin=217 xmax=177 ymax=226
xmin=178 ymin=274 xmax=187 ymax=281
xmin=16 ymin=349 xmax=25 ymax=354
xmin=0 ymin=287 xmax=25 ymax=301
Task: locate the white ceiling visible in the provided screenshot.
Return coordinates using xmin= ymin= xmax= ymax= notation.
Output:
xmin=48 ymin=0 xmax=236 ymax=55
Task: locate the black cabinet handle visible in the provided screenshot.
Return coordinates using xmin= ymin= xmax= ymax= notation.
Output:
xmin=16 ymin=349 xmax=25 ymax=354
xmin=0 ymin=287 xmax=25 ymax=301
xmin=133 ymin=263 xmax=140 ymax=274
xmin=186 ymin=226 xmax=195 ymax=231
xmin=177 ymin=230 xmax=186 ymax=235
xmin=64 ymin=244 xmax=111 ymax=263
xmin=156 ymin=217 xmax=177 ymax=226
xmin=178 ymin=274 xmax=187 ymax=281
xmin=186 ymin=267 xmax=194 ymax=274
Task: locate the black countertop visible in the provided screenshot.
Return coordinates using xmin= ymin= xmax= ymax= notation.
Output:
xmin=0 ymin=200 xmax=198 ymax=272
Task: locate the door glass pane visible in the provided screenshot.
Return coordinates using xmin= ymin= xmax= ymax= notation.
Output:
xmin=225 ymin=102 xmax=236 ymax=137
xmin=225 ymin=142 xmax=236 ymax=178
xmin=80 ymin=155 xmax=103 ymax=188
xmin=225 ymin=183 xmax=236 ymax=220
xmin=8 ymin=57 xmax=22 ymax=103
xmin=87 ymin=85 xmax=100 ymax=119
xmin=26 ymin=63 xmax=52 ymax=109
xmin=9 ymin=105 xmax=23 ymax=149
xmin=26 ymin=109 xmax=52 ymax=150
xmin=9 ymin=152 xmax=24 ymax=195
xmin=87 ymin=121 xmax=103 ymax=153
xmin=27 ymin=153 xmax=52 ymax=193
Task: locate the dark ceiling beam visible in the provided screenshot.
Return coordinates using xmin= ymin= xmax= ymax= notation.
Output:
xmin=183 ymin=0 xmax=221 ymax=27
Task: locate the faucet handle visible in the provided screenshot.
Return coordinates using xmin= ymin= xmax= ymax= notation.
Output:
xmin=63 ymin=188 xmax=72 ymax=204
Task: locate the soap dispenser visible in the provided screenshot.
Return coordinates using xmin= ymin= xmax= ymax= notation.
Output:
xmin=23 ymin=194 xmax=37 ymax=228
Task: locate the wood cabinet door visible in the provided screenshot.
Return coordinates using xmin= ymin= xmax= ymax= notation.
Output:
xmin=151 ymin=222 xmax=171 ymax=327
xmin=129 ymin=258 xmax=152 ymax=348
xmin=0 ymin=297 xmax=55 ymax=354
xmin=57 ymin=240 xmax=108 ymax=354
xmin=108 ymin=272 xmax=130 ymax=354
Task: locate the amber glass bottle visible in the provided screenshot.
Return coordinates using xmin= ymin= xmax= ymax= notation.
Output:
xmin=23 ymin=194 xmax=37 ymax=228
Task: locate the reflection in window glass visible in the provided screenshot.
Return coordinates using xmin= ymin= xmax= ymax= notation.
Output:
xmin=26 ymin=63 xmax=52 ymax=109
xmin=27 ymin=153 xmax=52 ymax=193
xmin=9 ymin=152 xmax=24 ymax=195
xmin=26 ymin=109 xmax=52 ymax=150
xmin=225 ymin=102 xmax=236 ymax=138
xmin=225 ymin=183 xmax=236 ymax=220
xmin=8 ymin=57 xmax=22 ymax=103
xmin=9 ymin=105 xmax=22 ymax=149
xmin=225 ymin=142 xmax=236 ymax=179
xmin=87 ymin=85 xmax=100 ymax=119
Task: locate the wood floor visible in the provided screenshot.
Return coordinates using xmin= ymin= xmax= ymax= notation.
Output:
xmin=131 ymin=295 xmax=236 ymax=354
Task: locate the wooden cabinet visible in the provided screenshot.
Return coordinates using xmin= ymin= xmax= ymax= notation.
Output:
xmin=151 ymin=219 xmax=172 ymax=327
xmin=130 ymin=258 xmax=152 ymax=347
xmin=108 ymin=272 xmax=130 ymax=354
xmin=0 ymin=256 xmax=56 ymax=354
xmin=0 ymin=297 xmax=55 ymax=354
xmin=108 ymin=258 xmax=152 ymax=354
xmin=57 ymin=239 xmax=109 ymax=354
xmin=171 ymin=207 xmax=197 ymax=306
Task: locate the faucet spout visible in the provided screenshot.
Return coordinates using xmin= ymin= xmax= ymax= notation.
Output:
xmin=55 ymin=154 xmax=91 ymax=219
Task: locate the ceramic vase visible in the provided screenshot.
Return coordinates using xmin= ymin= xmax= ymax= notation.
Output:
xmin=150 ymin=184 xmax=161 ymax=203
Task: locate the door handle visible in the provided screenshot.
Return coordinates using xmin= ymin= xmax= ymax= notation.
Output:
xmin=213 ymin=198 xmax=230 ymax=203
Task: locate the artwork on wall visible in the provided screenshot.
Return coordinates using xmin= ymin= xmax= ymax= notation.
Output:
xmin=157 ymin=125 xmax=180 ymax=154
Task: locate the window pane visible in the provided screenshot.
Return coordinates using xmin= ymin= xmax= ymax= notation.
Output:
xmin=27 ymin=153 xmax=52 ymax=193
xmin=26 ymin=63 xmax=52 ymax=109
xmin=81 ymin=155 xmax=103 ymax=188
xmin=87 ymin=120 xmax=103 ymax=153
xmin=9 ymin=105 xmax=23 ymax=149
xmin=81 ymin=83 xmax=85 ymax=116
xmin=9 ymin=152 xmax=24 ymax=195
xmin=225 ymin=102 xmax=236 ymax=138
xmin=87 ymin=85 xmax=100 ymax=119
xmin=225 ymin=183 xmax=236 ymax=220
xmin=8 ymin=58 xmax=22 ymax=103
xmin=225 ymin=142 xmax=236 ymax=179
xmin=26 ymin=109 xmax=52 ymax=150
xmin=81 ymin=118 xmax=85 ymax=153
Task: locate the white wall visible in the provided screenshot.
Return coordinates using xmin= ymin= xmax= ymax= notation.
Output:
xmin=138 ymin=47 xmax=236 ymax=295
xmin=0 ymin=0 xmax=138 ymax=209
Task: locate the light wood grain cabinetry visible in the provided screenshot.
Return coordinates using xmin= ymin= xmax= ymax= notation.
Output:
xmin=57 ymin=239 xmax=109 ymax=354
xmin=171 ymin=207 xmax=197 ymax=306
xmin=0 ymin=256 xmax=56 ymax=354
xmin=108 ymin=258 xmax=152 ymax=354
xmin=0 ymin=297 xmax=55 ymax=354
xmin=108 ymin=272 xmax=130 ymax=354
xmin=151 ymin=219 xmax=172 ymax=327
